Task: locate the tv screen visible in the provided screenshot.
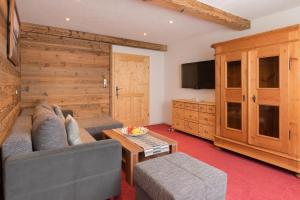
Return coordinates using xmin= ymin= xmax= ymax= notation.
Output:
xmin=181 ymin=60 xmax=215 ymax=89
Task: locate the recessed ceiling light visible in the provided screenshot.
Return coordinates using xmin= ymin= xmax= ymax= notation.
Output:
xmin=169 ymin=20 xmax=174 ymax=24
xmin=65 ymin=17 xmax=70 ymax=21
xmin=143 ymin=33 xmax=147 ymax=36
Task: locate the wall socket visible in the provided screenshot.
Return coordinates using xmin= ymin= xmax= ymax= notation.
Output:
xmin=103 ymin=79 xmax=107 ymax=88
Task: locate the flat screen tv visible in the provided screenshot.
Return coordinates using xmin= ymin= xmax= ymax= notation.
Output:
xmin=181 ymin=60 xmax=215 ymax=89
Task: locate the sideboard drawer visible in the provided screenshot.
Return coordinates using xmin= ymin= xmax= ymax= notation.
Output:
xmin=184 ymin=110 xmax=199 ymax=122
xmin=173 ymin=108 xmax=184 ymax=119
xmin=185 ymin=103 xmax=199 ymax=111
xmin=207 ymin=105 xmax=216 ymax=114
xmin=173 ymin=101 xmax=185 ymax=109
xmin=199 ymin=104 xmax=207 ymax=113
xmin=184 ymin=121 xmax=198 ymax=135
xmin=172 ymin=119 xmax=184 ymax=130
xmin=199 ymin=125 xmax=215 ymax=140
xmin=199 ymin=113 xmax=215 ymax=126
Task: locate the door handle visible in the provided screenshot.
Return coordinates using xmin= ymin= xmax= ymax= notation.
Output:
xmin=116 ymin=86 xmax=122 ymax=99
xmin=252 ymin=95 xmax=256 ymax=103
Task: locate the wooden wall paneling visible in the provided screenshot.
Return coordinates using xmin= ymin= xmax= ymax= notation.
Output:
xmin=21 ymin=23 xmax=167 ymax=51
xmin=21 ymin=31 xmax=111 ymax=119
xmin=0 ymin=0 xmax=21 ymax=144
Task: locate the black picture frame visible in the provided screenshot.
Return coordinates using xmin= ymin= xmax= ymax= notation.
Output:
xmin=7 ymin=0 xmax=21 ymax=66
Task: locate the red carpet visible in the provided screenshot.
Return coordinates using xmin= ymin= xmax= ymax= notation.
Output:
xmin=120 ymin=124 xmax=300 ymax=200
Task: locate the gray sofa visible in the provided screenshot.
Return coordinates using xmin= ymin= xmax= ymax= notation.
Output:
xmin=1 ymin=107 xmax=123 ymax=200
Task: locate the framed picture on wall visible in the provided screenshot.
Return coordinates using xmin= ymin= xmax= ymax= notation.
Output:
xmin=7 ymin=0 xmax=20 ymax=66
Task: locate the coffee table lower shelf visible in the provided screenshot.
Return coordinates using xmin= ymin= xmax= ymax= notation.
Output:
xmin=103 ymin=129 xmax=178 ymax=185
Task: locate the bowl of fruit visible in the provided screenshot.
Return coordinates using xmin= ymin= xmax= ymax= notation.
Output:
xmin=120 ymin=127 xmax=149 ymax=137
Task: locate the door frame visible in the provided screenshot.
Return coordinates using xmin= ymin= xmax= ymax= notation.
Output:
xmin=111 ymin=52 xmax=150 ymax=126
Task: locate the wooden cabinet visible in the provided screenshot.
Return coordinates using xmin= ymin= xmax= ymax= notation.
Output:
xmin=172 ymin=100 xmax=215 ymax=141
xmin=213 ymin=24 xmax=300 ymax=176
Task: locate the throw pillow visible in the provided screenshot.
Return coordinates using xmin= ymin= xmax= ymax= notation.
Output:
xmin=52 ymin=104 xmax=65 ymax=122
xmin=65 ymin=115 xmax=82 ymax=145
xmin=32 ymin=111 xmax=68 ymax=151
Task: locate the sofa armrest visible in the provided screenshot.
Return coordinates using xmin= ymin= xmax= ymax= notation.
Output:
xmin=3 ymin=139 xmax=122 ymax=200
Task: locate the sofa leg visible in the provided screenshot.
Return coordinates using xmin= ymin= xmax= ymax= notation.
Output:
xmin=168 ymin=127 xmax=174 ymax=132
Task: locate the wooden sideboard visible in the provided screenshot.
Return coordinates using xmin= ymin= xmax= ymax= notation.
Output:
xmin=172 ymin=99 xmax=215 ymax=141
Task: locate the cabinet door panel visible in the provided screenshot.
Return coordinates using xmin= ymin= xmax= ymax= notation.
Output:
xmin=185 ymin=103 xmax=199 ymax=111
xmin=199 ymin=113 xmax=215 ymax=126
xmin=173 ymin=101 xmax=185 ymax=109
xmin=184 ymin=121 xmax=199 ymax=135
xmin=173 ymin=108 xmax=184 ymax=119
xmin=220 ymin=52 xmax=248 ymax=142
xmin=199 ymin=105 xmax=207 ymax=113
xmin=184 ymin=110 xmax=199 ymax=122
xmin=207 ymin=105 xmax=216 ymax=114
xmin=199 ymin=124 xmax=215 ymax=140
xmin=173 ymin=119 xmax=184 ymax=130
xmin=248 ymin=44 xmax=289 ymax=153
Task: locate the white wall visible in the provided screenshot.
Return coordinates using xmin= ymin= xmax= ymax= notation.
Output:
xmin=112 ymin=45 xmax=165 ymax=125
xmin=163 ymin=6 xmax=300 ymax=124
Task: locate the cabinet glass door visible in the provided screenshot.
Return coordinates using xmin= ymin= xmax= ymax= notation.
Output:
xmin=220 ymin=52 xmax=247 ymax=142
xmin=248 ymin=45 xmax=289 ymax=153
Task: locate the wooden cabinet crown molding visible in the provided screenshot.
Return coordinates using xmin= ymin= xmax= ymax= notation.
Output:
xmin=212 ymin=24 xmax=300 ymax=54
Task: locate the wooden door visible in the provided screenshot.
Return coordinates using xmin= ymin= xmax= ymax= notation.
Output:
xmin=220 ymin=52 xmax=248 ymax=142
xmin=112 ymin=53 xmax=149 ymax=127
xmin=248 ymin=44 xmax=289 ymax=153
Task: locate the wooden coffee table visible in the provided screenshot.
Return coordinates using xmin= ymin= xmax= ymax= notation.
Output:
xmin=103 ymin=129 xmax=178 ymax=185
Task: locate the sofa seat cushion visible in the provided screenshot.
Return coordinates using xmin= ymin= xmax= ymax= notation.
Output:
xmin=2 ymin=116 xmax=33 ymax=160
xmin=77 ymin=116 xmax=123 ymax=140
xmin=80 ymin=128 xmax=96 ymax=144
xmin=32 ymin=108 xmax=68 ymax=151
xmin=134 ymin=152 xmax=227 ymax=200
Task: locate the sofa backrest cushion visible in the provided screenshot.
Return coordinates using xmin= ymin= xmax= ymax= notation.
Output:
xmin=20 ymin=108 xmax=34 ymax=116
xmin=65 ymin=115 xmax=82 ymax=145
xmin=53 ymin=104 xmax=65 ymax=122
xmin=2 ymin=115 xmax=33 ymax=160
xmin=32 ymin=108 xmax=68 ymax=151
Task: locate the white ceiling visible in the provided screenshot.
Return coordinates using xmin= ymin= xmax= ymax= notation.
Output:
xmin=16 ymin=0 xmax=300 ymax=45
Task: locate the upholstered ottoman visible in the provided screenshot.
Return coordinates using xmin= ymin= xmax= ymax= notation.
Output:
xmin=134 ymin=152 xmax=227 ymax=200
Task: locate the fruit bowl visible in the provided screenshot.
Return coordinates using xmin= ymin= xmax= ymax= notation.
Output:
xmin=120 ymin=127 xmax=149 ymax=137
